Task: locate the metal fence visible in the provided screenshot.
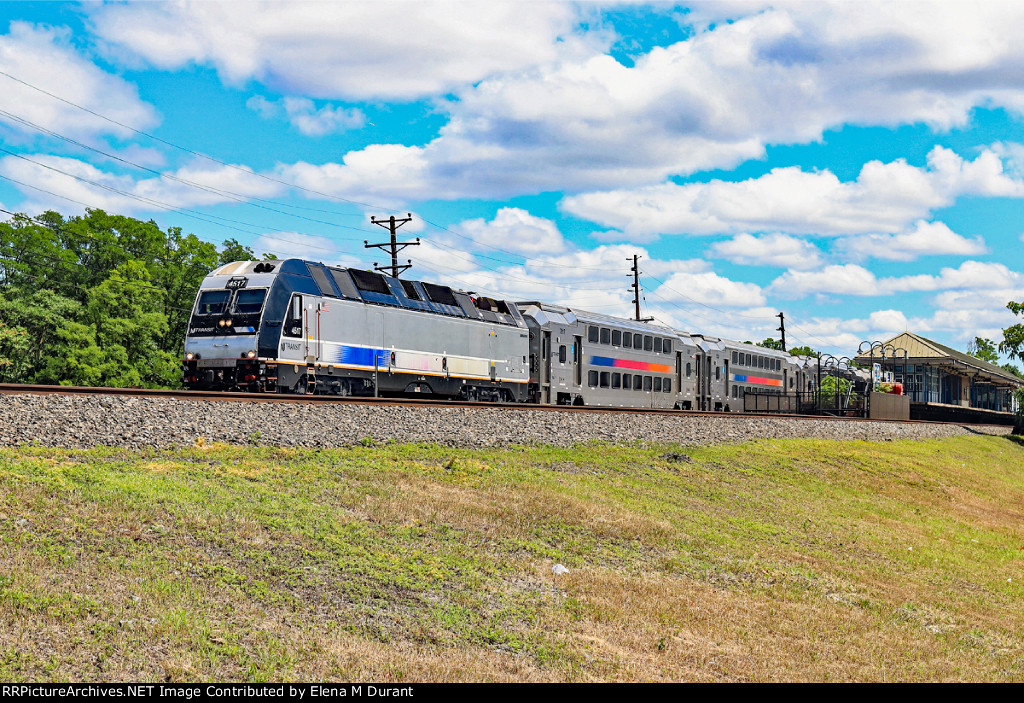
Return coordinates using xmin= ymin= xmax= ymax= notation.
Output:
xmin=743 ymin=391 xmax=866 ymax=417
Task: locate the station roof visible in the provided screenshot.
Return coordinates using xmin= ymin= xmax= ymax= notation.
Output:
xmin=853 ymin=332 xmax=1022 ymax=387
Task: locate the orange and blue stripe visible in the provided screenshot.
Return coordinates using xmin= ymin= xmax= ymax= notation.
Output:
xmin=590 ymin=356 xmax=673 ymax=374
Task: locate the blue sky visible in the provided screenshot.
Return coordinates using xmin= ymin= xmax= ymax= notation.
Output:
xmin=1 ymin=1 xmax=1023 ymax=360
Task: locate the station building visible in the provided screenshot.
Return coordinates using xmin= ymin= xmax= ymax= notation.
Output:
xmin=853 ymin=332 xmax=1021 ymax=421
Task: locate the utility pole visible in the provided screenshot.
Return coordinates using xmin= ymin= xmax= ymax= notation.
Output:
xmin=777 ymin=311 xmax=787 ymax=351
xmin=629 ymin=255 xmax=653 ymax=323
xmin=364 ymin=213 xmax=419 ymax=278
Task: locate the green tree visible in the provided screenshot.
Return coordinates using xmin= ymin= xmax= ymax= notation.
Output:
xmin=967 ymin=336 xmax=1000 ymax=364
xmin=0 ymin=208 xmax=240 ymax=389
xmin=1001 ymin=301 xmax=1024 ymax=434
xmin=756 ymin=337 xmax=786 ymax=351
xmin=788 ymin=345 xmax=818 ymax=357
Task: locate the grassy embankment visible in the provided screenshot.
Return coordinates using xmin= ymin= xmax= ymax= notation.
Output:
xmin=1 ymin=434 xmax=1022 ymax=682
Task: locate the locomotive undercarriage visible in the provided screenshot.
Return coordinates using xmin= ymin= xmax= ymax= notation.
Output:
xmin=185 ymin=358 xmax=524 ymax=401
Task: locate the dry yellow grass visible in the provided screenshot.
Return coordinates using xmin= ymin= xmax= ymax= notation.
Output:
xmin=1 ymin=436 xmax=1022 ymax=681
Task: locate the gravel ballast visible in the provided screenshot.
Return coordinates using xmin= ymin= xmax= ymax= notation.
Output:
xmin=0 ymin=393 xmax=1011 ymax=450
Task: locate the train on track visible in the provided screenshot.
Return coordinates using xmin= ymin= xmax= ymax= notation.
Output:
xmin=182 ymin=259 xmax=813 ymax=412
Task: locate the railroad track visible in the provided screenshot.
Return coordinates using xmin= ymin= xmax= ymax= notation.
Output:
xmin=0 ymin=382 xmax=951 ymax=425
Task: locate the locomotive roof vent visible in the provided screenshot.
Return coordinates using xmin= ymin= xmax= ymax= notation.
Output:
xmin=253 ymin=262 xmax=276 ymax=273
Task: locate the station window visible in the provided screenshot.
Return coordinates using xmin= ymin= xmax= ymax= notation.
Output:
xmin=601 ymin=328 xmax=611 ymax=345
xmin=612 ymin=372 xmax=622 ymax=389
xmin=559 ymin=345 xmax=567 ymax=364
xmin=654 ymin=338 xmax=663 ymax=353
xmin=664 ymin=379 xmax=672 ymax=393
xmin=588 ymin=326 xmax=599 ymax=343
xmin=612 ymin=330 xmax=622 ymax=346
xmin=600 ymin=371 xmax=610 ymax=388
xmin=664 ymin=340 xmax=672 ymax=353
xmin=623 ymin=374 xmax=632 ymax=390
xmin=623 ymin=333 xmax=632 ymax=349
xmin=588 ymin=370 xmax=598 ymax=387
xmin=633 ymin=374 xmax=642 ymax=390
xmin=643 ymin=376 xmax=653 ymax=392
xmin=644 ymin=335 xmax=653 ymax=351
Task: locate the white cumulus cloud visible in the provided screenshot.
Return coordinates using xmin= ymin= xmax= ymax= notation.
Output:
xmin=89 ymin=1 xmax=590 ymax=101
xmin=0 ymin=22 xmax=158 ymax=142
xmin=708 ymin=233 xmax=823 ymax=269
xmin=246 ymin=95 xmax=365 ymax=136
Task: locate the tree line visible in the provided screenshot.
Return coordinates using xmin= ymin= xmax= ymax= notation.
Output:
xmin=0 ymin=209 xmax=263 ymax=388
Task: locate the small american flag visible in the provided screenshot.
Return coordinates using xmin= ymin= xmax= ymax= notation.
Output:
xmin=321 ymin=301 xmax=330 ymax=312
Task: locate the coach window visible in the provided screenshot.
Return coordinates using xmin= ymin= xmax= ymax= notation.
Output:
xmin=601 ymin=328 xmax=611 ymax=345
xmin=685 ymin=362 xmax=691 ymax=377
xmin=653 ymin=377 xmax=662 ymax=392
xmin=622 ymin=333 xmax=632 ymax=349
xmin=732 ymin=351 xmax=738 ymax=364
xmin=757 ymin=356 xmax=763 ymax=369
xmin=612 ymin=330 xmax=622 ymax=346
xmin=633 ymin=374 xmax=642 ymax=390
xmin=633 ymin=333 xmax=643 ymax=348
xmin=588 ymin=370 xmax=598 ymax=387
xmin=732 ymin=385 xmax=738 ymax=398
xmin=588 ymin=326 xmax=599 ymax=343
xmin=559 ymin=345 xmax=567 ymax=364
xmin=623 ymin=374 xmax=632 ymax=390
xmin=644 ymin=335 xmax=653 ymax=351
xmin=745 ymin=353 xmax=751 ymax=366
xmin=664 ymin=379 xmax=672 ymax=393
xmin=715 ymin=366 xmax=721 ymax=380
xmin=612 ymin=372 xmax=621 ymax=389
xmin=643 ymin=376 xmax=653 ymax=392
xmin=600 ymin=372 xmax=610 ymax=388
xmin=653 ymin=338 xmax=662 ymax=354
xmin=664 ymin=339 xmax=672 ymax=353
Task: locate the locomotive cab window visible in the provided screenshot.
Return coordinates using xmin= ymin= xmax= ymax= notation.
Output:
xmin=232 ymin=288 xmax=266 ymax=314
xmin=196 ymin=290 xmax=230 ymax=315
xmin=284 ymin=295 xmax=304 ymax=338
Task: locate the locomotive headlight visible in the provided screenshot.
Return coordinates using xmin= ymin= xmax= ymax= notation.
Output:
xmin=217 ymin=319 xmax=226 ymax=327
xmin=246 ymin=350 xmax=256 ymax=359
xmin=185 ymin=352 xmax=194 ymax=361
xmin=225 ymin=318 xmax=233 ymax=327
